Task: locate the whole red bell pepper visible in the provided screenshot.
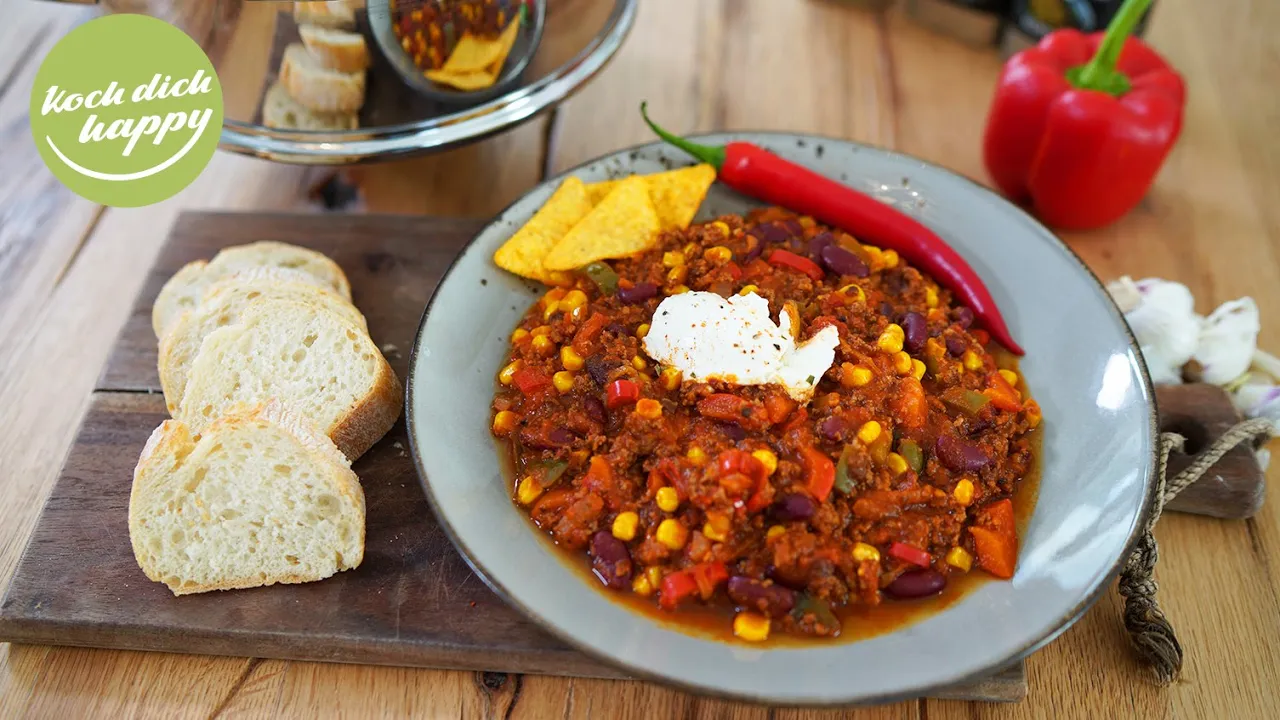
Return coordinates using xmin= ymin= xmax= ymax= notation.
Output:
xmin=982 ymin=0 xmax=1185 ymax=232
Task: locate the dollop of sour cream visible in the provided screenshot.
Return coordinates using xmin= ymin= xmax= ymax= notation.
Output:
xmin=641 ymin=291 xmax=840 ymax=403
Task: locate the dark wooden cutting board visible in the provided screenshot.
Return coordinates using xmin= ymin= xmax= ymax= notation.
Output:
xmin=0 ymin=212 xmax=1262 ymax=704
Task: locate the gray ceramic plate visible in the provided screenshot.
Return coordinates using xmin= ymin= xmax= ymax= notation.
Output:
xmin=406 ymin=133 xmax=1158 ymax=705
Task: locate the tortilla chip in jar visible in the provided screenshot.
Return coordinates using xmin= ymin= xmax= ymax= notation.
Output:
xmin=441 ymin=15 xmax=522 ymax=73
xmin=424 ymin=67 xmax=501 ymax=91
xmin=492 ymin=177 xmax=592 ymax=285
xmin=584 ymin=164 xmax=715 ymax=230
xmin=543 ymin=176 xmax=661 ymax=271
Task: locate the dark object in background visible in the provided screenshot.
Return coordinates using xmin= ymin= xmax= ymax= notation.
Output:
xmin=904 ymin=0 xmax=1011 ymax=47
xmin=1001 ymin=0 xmax=1154 ymax=56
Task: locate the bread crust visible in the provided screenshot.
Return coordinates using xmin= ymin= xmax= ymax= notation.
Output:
xmin=299 ymin=25 xmax=370 ymax=73
xmin=280 ymin=43 xmax=365 ymax=114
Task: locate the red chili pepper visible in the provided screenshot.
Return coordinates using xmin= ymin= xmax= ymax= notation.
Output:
xmin=982 ymin=0 xmax=1184 ymax=232
xmin=766 ymin=249 xmax=825 ymax=282
xmin=888 ymin=541 xmax=932 ymax=568
xmin=659 ymin=562 xmax=729 ymax=609
xmin=801 ymin=446 xmax=835 ymax=503
xmin=511 ymin=368 xmax=552 ymax=395
xmin=605 ymin=379 xmax=639 ymax=409
xmin=641 ymin=104 xmax=1023 ymax=356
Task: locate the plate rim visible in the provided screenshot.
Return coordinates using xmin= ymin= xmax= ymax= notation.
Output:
xmin=405 ymin=132 xmax=1161 ymax=706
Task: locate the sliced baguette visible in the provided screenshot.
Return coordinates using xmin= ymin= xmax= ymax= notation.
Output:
xmin=129 ymin=400 xmax=365 ymax=595
xmin=300 ymin=25 xmax=370 ymax=73
xmin=159 ymin=271 xmax=368 ymax=415
xmin=263 ymin=81 xmax=358 ymax=131
xmin=292 ymin=1 xmax=356 ymax=29
xmin=152 ymin=241 xmax=353 ymax=338
xmin=280 ymin=43 xmax=365 ymax=114
xmin=177 ymin=299 xmax=401 ymax=461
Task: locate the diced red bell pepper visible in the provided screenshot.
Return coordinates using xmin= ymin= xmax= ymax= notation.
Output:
xmin=763 ymin=394 xmax=797 ymax=425
xmin=767 ymin=249 xmax=825 ymax=282
xmin=511 ymin=368 xmax=552 ymax=395
xmin=697 ymin=393 xmax=751 ymax=422
xmin=982 ymin=0 xmax=1185 ymax=231
xmin=724 ymin=262 xmax=743 ymax=282
xmin=717 ymin=449 xmax=771 ymax=512
xmin=659 ymin=562 xmax=729 ymax=609
xmin=605 ymin=379 xmax=639 ymax=409
xmin=888 ymin=541 xmax=932 ymax=568
xmin=802 ymin=446 xmax=835 ymax=502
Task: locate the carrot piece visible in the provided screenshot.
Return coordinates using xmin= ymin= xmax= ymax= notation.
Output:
xmin=764 ymin=394 xmax=797 ymax=425
xmin=970 ymin=526 xmax=1016 ymax=579
xmin=891 ymin=377 xmax=928 ymax=429
xmin=802 ymin=446 xmax=835 ymax=502
xmin=984 ymin=372 xmax=1022 ymax=412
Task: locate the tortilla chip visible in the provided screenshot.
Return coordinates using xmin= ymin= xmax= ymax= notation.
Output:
xmin=584 ymin=164 xmax=716 ymax=230
xmin=425 ymin=67 xmax=500 ymax=91
xmin=442 ymin=16 xmax=521 ymax=73
xmin=493 ymin=177 xmax=592 ymax=285
xmin=544 ymin=176 xmax=661 ymax=271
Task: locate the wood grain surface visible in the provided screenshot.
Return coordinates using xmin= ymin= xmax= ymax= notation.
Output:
xmin=1 ymin=0 xmax=1278 ymax=718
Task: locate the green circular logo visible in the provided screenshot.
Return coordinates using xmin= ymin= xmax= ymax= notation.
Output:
xmin=30 ymin=14 xmax=223 ymax=208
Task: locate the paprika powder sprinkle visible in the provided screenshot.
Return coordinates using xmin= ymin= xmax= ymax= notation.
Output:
xmin=982 ymin=0 xmax=1185 ymax=231
xmin=640 ymin=103 xmax=1024 ymax=356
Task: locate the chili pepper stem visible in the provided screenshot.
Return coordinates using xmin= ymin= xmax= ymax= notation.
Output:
xmin=639 ymin=102 xmax=726 ymax=170
xmin=1068 ymin=0 xmax=1153 ymax=96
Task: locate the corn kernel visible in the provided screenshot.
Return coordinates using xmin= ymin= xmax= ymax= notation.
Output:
xmin=751 ymin=448 xmax=778 ymax=476
xmin=553 ymin=371 xmax=575 ymax=393
xmin=892 ymin=351 xmax=912 ymax=375
xmin=863 ymin=245 xmax=884 ymax=269
xmin=542 ymin=301 xmax=560 ymax=321
xmin=656 ymin=518 xmax=688 ymax=550
xmin=542 ymin=288 xmax=567 ymax=305
xmin=1025 ymin=398 xmax=1042 ymax=428
xmin=953 ymin=478 xmax=975 ymax=506
xmin=857 ymin=420 xmax=882 ymax=445
xmin=738 ymin=284 xmax=759 ymax=296
xmin=877 ymin=324 xmax=905 ymax=354
xmin=531 ymin=325 xmax=552 ymax=337
xmin=635 ymin=323 xmax=650 ymax=339
xmin=492 ymin=410 xmax=518 ymax=435
xmin=911 ymin=359 xmax=927 ymax=381
xmin=925 ymin=286 xmax=939 ymax=308
xmin=852 ymin=542 xmax=880 ymax=562
xmin=560 ymin=289 xmax=588 ymax=313
xmin=660 ymin=366 xmax=683 ymax=391
xmin=516 ymin=476 xmax=544 ymax=505
xmin=656 ymin=487 xmax=680 ymax=512
xmin=632 ymin=574 xmax=654 ymax=595
xmin=733 ymin=611 xmax=770 ymax=642
xmin=886 ymin=453 xmax=908 ymax=476
xmin=663 ymin=250 xmax=685 ymax=267
xmin=999 ymin=369 xmax=1019 ymax=387
xmin=672 ymin=285 xmax=690 ymax=294
xmin=686 ymin=446 xmax=707 ymax=465
xmin=632 ymin=355 xmax=647 ymax=371
xmin=511 ymin=328 xmax=530 ymax=343
xmin=882 ymin=249 xmax=900 ymax=268
xmin=839 ymin=284 xmax=866 ymax=303
xmin=667 ymin=264 xmax=688 ymax=285
xmin=636 ymin=398 xmax=662 ymax=419
xmin=499 ymin=359 xmax=522 ymax=385
xmin=704 ymin=245 xmax=733 ymax=264
xmin=946 ymin=546 xmax=973 ymax=572
xmin=711 ymin=221 xmax=732 ymax=238
xmin=560 ymin=346 xmax=584 ymax=371
xmin=766 ymin=525 xmax=786 ymax=540
xmin=612 ymin=511 xmax=639 ymax=541
xmin=702 ymin=515 xmax=729 ymax=542
xmin=799 ymin=216 xmax=815 ymax=229
xmin=647 ymin=566 xmax=664 ymax=588
xmin=682 ymin=242 xmax=699 ymax=257
xmin=531 ymin=335 xmax=554 ymax=355
xmin=962 ymin=350 xmax=983 ymax=371
xmin=843 ymin=364 xmax=873 ymax=387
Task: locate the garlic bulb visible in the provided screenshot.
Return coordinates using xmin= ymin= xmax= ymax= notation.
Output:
xmin=1193 ymin=298 xmax=1261 ymax=386
xmin=1107 ymin=277 xmax=1199 ymax=385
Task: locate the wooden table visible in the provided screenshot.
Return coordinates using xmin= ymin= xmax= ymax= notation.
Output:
xmin=2 ymin=0 xmax=1278 ymax=717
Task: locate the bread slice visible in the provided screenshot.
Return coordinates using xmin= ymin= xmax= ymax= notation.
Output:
xmin=159 ymin=270 xmax=368 ymax=415
xmin=129 ymin=400 xmax=365 ymax=595
xmin=299 ymin=25 xmax=370 ymax=73
xmin=152 ymin=241 xmax=353 ymax=338
xmin=280 ymin=43 xmax=365 ymax=114
xmin=177 ymin=299 xmax=401 ymax=461
xmin=263 ymin=82 xmax=358 ymax=131
xmin=293 ymin=1 xmax=356 ymax=29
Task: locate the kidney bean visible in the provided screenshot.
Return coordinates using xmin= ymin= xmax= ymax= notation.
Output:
xmin=935 ymin=434 xmax=991 ymax=472
xmin=901 ymin=312 xmax=927 ymax=353
xmin=879 ymin=302 xmax=896 ymax=319
xmin=520 ymin=426 xmax=576 ymax=450
xmin=885 ymin=569 xmax=947 ymax=599
xmin=583 ymin=395 xmax=606 ymax=424
xmin=953 ymin=306 xmax=974 ymax=329
xmin=808 ymin=231 xmax=835 ymax=259
xmin=727 ymin=576 xmax=797 ymax=618
xmin=617 ymin=282 xmax=658 ymax=304
xmin=781 ymin=219 xmax=804 ymax=237
xmin=772 ymin=493 xmax=817 ymax=522
xmin=820 ymin=245 xmax=870 ymax=278
xmin=589 ymin=531 xmax=633 ymax=590
xmin=754 ymin=223 xmax=790 ymax=244
xmin=716 ymin=421 xmax=747 ymax=442
xmin=743 ymin=234 xmax=764 ymax=262
xmin=584 ymin=356 xmax=616 ymax=386
xmin=945 ymin=334 xmax=968 ymax=357
xmin=818 ymin=416 xmax=847 ymax=442
xmin=604 ymin=322 xmax=629 ymax=337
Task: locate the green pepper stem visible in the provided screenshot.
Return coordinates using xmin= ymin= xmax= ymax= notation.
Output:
xmin=1071 ymin=0 xmax=1152 ymax=95
xmin=639 ymin=102 xmax=725 ymax=169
